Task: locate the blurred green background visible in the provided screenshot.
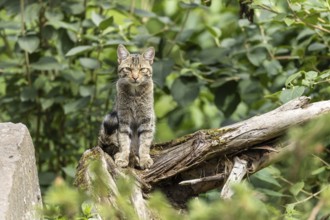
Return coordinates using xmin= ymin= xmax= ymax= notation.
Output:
xmin=0 ymin=0 xmax=330 ymax=217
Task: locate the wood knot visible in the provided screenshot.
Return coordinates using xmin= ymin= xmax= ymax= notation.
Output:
xmin=278 ymin=96 xmax=311 ymax=111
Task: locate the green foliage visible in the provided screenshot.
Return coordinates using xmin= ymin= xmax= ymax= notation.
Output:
xmin=189 ymin=183 xmax=280 ymax=220
xmin=0 ymin=0 xmax=329 ymax=219
xmin=148 ymin=191 xmax=182 ymax=219
xmin=248 ymin=114 xmax=330 ymax=219
xmin=43 ymin=178 xmax=88 ymax=220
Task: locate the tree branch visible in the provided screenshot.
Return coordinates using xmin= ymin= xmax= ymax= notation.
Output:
xmin=142 ymin=96 xmax=330 ymax=184
xmin=75 ymin=97 xmax=330 ymax=213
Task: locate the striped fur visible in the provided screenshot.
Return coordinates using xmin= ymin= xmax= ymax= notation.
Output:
xmin=98 ymin=44 xmax=155 ymax=169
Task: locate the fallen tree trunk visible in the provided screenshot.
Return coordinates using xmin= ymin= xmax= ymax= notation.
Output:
xmin=74 ymin=96 xmax=330 ymax=215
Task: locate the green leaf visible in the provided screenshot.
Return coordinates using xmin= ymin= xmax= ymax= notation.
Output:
xmin=253 ymin=168 xmax=281 ymax=187
xmin=214 ymin=81 xmax=240 ymax=117
xmin=320 ymin=70 xmax=330 ymax=79
xmin=285 ymin=204 xmax=296 ymax=214
xmin=179 ymin=1 xmax=199 ymax=9
xmin=18 ymin=35 xmax=40 ymax=53
xmin=302 ymin=79 xmax=311 ymax=87
xmin=146 ymin=18 xmax=165 ymax=34
xmin=25 ymin=3 xmax=41 ymax=24
xmin=290 ymin=3 xmax=301 ymax=11
xmin=40 ymin=98 xmax=54 ymax=110
xmin=31 ymin=57 xmax=61 ymax=71
xmin=297 ymin=28 xmax=314 ymax=41
xmin=220 ymin=38 xmax=236 ymax=48
xmin=284 ymin=18 xmax=295 ymax=26
xmin=280 ymin=86 xmax=305 ymax=103
xmin=20 ymin=86 xmax=37 ymax=101
xmin=133 ymin=8 xmax=156 ymax=17
xmin=99 ymin=16 xmax=114 ymax=30
xmin=79 ymin=85 xmax=95 ymax=97
xmin=285 ymin=71 xmax=303 ymax=87
xmin=263 ymin=59 xmax=282 ymax=76
xmin=155 ymin=95 xmax=177 ymax=118
xmin=198 ymin=47 xmax=228 ymax=65
xmin=91 ymin=11 xmax=103 ymax=26
xmin=47 ymin=20 xmax=79 ymax=32
xmin=65 ymin=45 xmax=94 ymax=57
xmin=311 ymin=166 xmax=325 ymax=175
xmin=67 ymin=3 xmax=85 ymax=15
xmin=63 ymin=70 xmax=85 ymax=83
xmin=206 ymin=26 xmax=221 ymax=38
xmin=238 ymin=19 xmax=251 ymax=27
xmin=81 ymin=202 xmax=93 ymax=216
xmin=308 ymin=42 xmax=326 ymax=51
xmin=247 ymin=49 xmax=267 ymax=66
xmin=79 ymin=57 xmax=100 ymax=69
xmin=171 ymin=76 xmax=200 ymax=106
xmin=33 ymin=75 xmax=49 ymax=90
xmin=153 ymin=59 xmax=174 ymax=87
xmin=289 ymin=181 xmax=304 ymax=196
xmin=0 ymin=21 xmax=20 ymax=30
xmin=273 ymin=13 xmax=287 ymax=21
xmin=167 ymin=107 xmax=180 ymax=127
xmin=305 ymin=71 xmax=318 ymax=80
xmin=105 ymin=39 xmax=131 ymax=46
xmin=45 ymin=9 xmax=64 ymax=21
xmin=259 ymin=188 xmax=284 ymax=197
xmin=63 ymin=97 xmax=90 ymax=114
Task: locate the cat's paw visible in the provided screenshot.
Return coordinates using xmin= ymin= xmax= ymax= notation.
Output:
xmin=138 ymin=155 xmax=153 ymax=169
xmin=114 ymin=153 xmax=129 ymax=168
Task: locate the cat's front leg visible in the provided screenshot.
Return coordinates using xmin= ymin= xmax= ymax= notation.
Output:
xmin=115 ymin=123 xmax=131 ymax=168
xmin=138 ymin=125 xmax=154 ymax=169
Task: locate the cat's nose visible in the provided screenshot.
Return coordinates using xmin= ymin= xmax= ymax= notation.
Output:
xmin=132 ymin=76 xmax=138 ymax=81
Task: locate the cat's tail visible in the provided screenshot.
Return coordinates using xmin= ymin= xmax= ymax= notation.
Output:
xmin=98 ymin=111 xmax=119 ymax=155
xmin=102 ymin=111 xmax=119 ymax=135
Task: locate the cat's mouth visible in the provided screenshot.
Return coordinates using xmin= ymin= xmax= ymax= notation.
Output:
xmin=129 ymin=79 xmax=141 ymax=85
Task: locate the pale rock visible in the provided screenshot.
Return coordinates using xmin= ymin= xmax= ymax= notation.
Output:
xmin=0 ymin=123 xmax=42 ymax=220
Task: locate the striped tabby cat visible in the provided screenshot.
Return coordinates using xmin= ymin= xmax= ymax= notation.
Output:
xmin=98 ymin=44 xmax=155 ymax=169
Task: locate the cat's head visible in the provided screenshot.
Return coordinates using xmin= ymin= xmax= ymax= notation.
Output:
xmin=117 ymin=44 xmax=155 ymax=86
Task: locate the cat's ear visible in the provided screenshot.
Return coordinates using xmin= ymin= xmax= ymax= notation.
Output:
xmin=142 ymin=47 xmax=155 ymax=64
xmin=117 ymin=44 xmax=130 ymax=63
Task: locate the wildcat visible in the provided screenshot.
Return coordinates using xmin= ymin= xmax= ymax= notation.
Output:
xmin=98 ymin=44 xmax=155 ymax=169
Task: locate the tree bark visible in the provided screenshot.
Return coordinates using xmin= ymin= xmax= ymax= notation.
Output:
xmin=74 ymin=96 xmax=330 ymax=215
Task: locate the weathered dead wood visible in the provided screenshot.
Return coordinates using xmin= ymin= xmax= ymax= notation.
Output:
xmin=220 ymin=157 xmax=248 ymax=199
xmin=75 ymin=97 xmax=330 ymax=215
xmin=74 ymin=147 xmax=154 ymax=219
xmin=142 ymin=97 xmax=330 ymax=184
xmin=146 ymin=139 xmax=294 ymax=207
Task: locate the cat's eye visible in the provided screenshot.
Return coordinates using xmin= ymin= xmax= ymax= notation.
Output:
xmin=140 ymin=68 xmax=148 ymax=73
xmin=123 ymin=67 xmax=131 ymax=72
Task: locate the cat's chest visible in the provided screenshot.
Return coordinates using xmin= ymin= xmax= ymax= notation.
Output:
xmin=126 ymin=89 xmax=151 ymax=104
xmin=131 ymin=96 xmax=152 ymax=115
xmin=121 ymin=94 xmax=150 ymax=112
xmin=117 ymin=87 xmax=153 ymax=119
